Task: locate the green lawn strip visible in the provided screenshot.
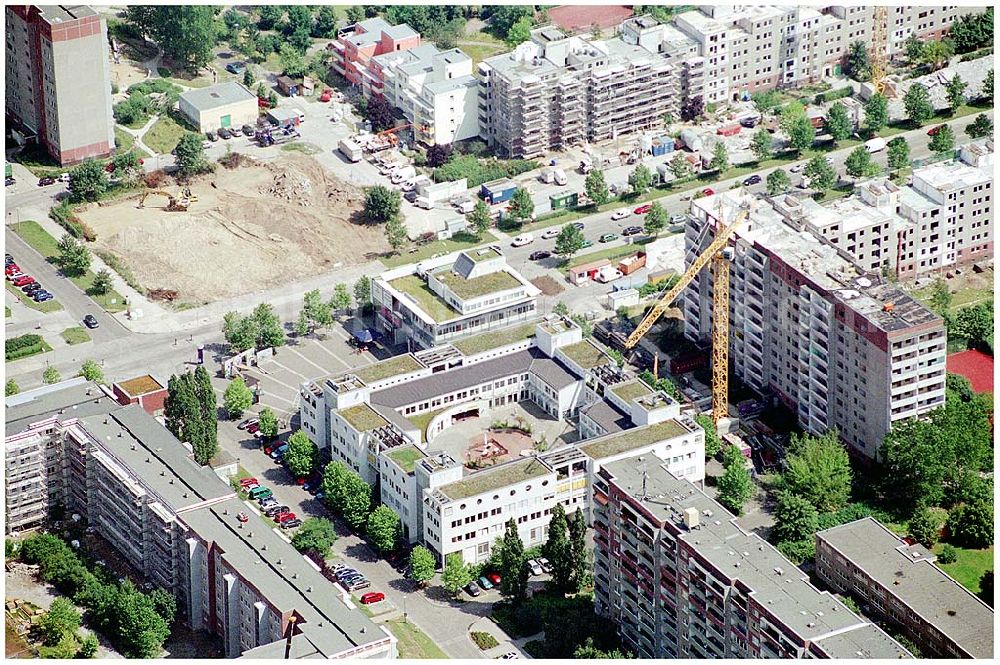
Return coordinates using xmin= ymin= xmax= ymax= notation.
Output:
xmin=5 ymin=281 xmax=63 ymax=313
xmin=565 ymin=237 xmax=656 ymax=269
xmin=5 ymin=338 xmax=53 ymax=362
xmin=910 ymin=284 xmax=994 ymax=314
xmin=386 ymin=618 xmax=448 ymax=659
xmin=11 ymin=220 xmax=127 ymax=313
xmin=281 ymin=142 xmax=322 ymax=155
xmin=380 ymin=231 xmax=498 ymax=269
xmin=457 ymin=42 xmax=505 ymax=66
xmin=932 ymin=544 xmax=993 ymax=594
xmin=143 ymin=115 xmax=189 ymax=155
xmin=60 ymin=326 xmax=92 ymax=345
xmin=114 ymin=126 xmax=136 ymax=152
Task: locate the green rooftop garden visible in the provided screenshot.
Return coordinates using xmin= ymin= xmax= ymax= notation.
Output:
xmin=407 ymin=407 xmax=448 ymax=438
xmin=434 ymin=268 xmax=522 ymax=301
xmin=338 ymin=403 xmax=389 ymax=432
xmin=353 ymin=354 xmax=423 ymax=384
xmin=451 ymin=322 xmax=537 ymax=356
xmin=611 ymin=381 xmax=653 ymax=404
xmin=465 ymin=247 xmax=502 ymax=263
xmin=439 ymin=458 xmax=551 ymax=500
xmin=390 ymin=275 xmax=456 ymax=323
xmin=560 ymin=340 xmax=610 ymax=370
xmin=579 ymin=420 xmax=688 ymax=460
xmin=384 ymin=445 xmax=425 ymax=474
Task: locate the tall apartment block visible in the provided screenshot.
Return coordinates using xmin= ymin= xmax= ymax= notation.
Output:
xmin=5 ymin=5 xmax=115 ymax=165
xmin=683 ymin=191 xmax=946 ymax=456
xmin=5 ymin=380 xmax=396 ymax=659
xmin=592 ymin=458 xmax=912 ymax=659
xmin=816 ymin=517 xmax=993 ymax=658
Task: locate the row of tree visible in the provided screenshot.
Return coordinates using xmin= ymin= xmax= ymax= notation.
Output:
xmin=222 ymin=303 xmax=285 ymax=353
xmin=6 ymin=358 xmax=103 ymax=394
xmin=164 ymin=366 xmax=218 ymax=465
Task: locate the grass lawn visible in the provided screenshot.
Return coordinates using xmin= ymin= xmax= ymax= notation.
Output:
xmin=114 ymin=126 xmax=136 ymax=152
xmin=60 ymin=326 xmax=91 ymax=345
xmin=566 ymin=237 xmax=655 ymax=269
xmin=813 ymin=184 xmax=856 ymax=203
xmin=385 ymin=618 xmax=448 ymax=659
xmin=457 ymin=42 xmax=506 ymax=66
xmin=932 ymin=543 xmax=993 ymax=594
xmin=9 ymin=143 xmax=65 ymax=178
xmin=11 ymin=220 xmax=128 ymax=313
xmin=143 ymin=115 xmax=189 ymax=155
xmin=281 ymin=142 xmax=322 ymax=155
xmin=911 ymin=283 xmax=994 ymax=313
xmin=381 ymin=231 xmax=498 ymax=269
xmin=5 ymin=281 xmax=63 ymax=313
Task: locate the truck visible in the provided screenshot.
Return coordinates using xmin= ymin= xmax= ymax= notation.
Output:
xmin=579 ymin=158 xmax=593 ymax=174
xmin=864 ymin=137 xmax=887 ymax=154
xmin=390 ymin=165 xmax=416 ymax=184
xmin=539 ymin=167 xmax=555 ymax=184
xmin=338 ymin=139 xmax=363 ymax=163
xmin=453 ymin=198 xmax=476 ymax=214
xmin=553 ymin=168 xmax=567 ymax=186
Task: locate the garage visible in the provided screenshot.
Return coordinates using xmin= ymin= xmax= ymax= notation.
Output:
xmin=178 ymin=82 xmax=259 ymax=133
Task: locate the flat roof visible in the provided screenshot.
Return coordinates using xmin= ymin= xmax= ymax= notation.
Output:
xmin=352 ymin=354 xmax=423 ymax=384
xmin=117 ymin=375 xmax=164 ymax=397
xmin=437 ymin=457 xmax=551 ymax=501
xmin=5 ymin=378 xmax=115 ymax=436
xmin=433 ymin=267 xmax=522 ymax=300
xmin=389 ymin=274 xmax=455 ymax=323
xmin=38 ymin=5 xmax=98 ymax=22
xmin=180 ymin=82 xmax=256 ymax=111
xmin=579 ymin=419 xmax=687 ymax=460
xmin=817 ymin=517 xmax=994 ymax=658
xmin=451 ymin=322 xmax=537 ymax=356
xmin=611 ymin=380 xmax=653 ymax=403
xmin=580 ymin=399 xmax=632 ymax=434
xmin=383 ymin=444 xmax=425 ymax=473
xmin=560 ymin=340 xmax=611 ymax=370
xmin=338 ymin=403 xmax=389 ymax=432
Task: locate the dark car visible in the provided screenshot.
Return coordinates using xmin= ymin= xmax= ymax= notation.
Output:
xmin=5 ymin=176 xmax=15 ymax=187
xmin=740 ymin=116 xmax=760 ymax=128
xmin=404 ymin=190 xmax=418 ymax=203
xmin=218 ymin=127 xmax=232 ymax=140
xmin=743 ymin=174 xmax=762 ymax=186
xmin=465 ymin=581 xmax=482 ymax=597
xmin=225 ymin=61 xmax=245 ymax=75
xmin=22 ymin=282 xmax=42 ymax=293
xmin=242 ymin=124 xmax=255 ymax=136
xmin=571 ymin=222 xmax=585 ymax=231
xmin=280 ymin=518 xmax=302 ymax=529
xmin=38 ymin=176 xmax=56 ymax=186
xmin=263 ymin=505 xmax=290 ymax=517
xmin=33 ymin=291 xmax=53 ymax=302
xmin=622 ymin=226 xmax=643 ymax=236
xmin=206 ymin=131 xmax=218 ymax=142
xmin=83 ymin=314 xmax=99 ymax=329
xmin=529 ymin=250 xmax=552 ymax=261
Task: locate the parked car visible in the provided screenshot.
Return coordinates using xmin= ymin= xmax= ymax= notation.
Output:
xmin=540 ymin=228 xmax=560 ymax=240
xmin=259 ymin=497 xmax=278 ymax=509
xmin=264 ymin=505 xmax=289 ymax=517
xmin=739 ymin=116 xmax=760 ymax=128
xmin=248 ymin=486 xmax=270 ymax=499
xmin=225 ymin=61 xmax=245 ymax=75
xmin=269 ymin=443 xmax=289 ymax=459
xmin=83 ymin=314 xmax=99 ymax=329
xmin=511 ymin=233 xmax=534 ymax=247
xmin=537 ymin=557 xmax=552 ymax=573
xmin=238 ymin=476 xmax=259 ymax=487
xmin=633 ymin=204 xmax=652 ymax=215
xmin=206 ymin=131 xmax=217 ymax=142
xmin=242 ymin=124 xmax=255 ymax=137
xmin=237 ymin=419 xmax=258 ymax=431
xmin=218 ymin=127 xmax=232 ymax=140
xmin=478 ymin=576 xmax=494 ymax=590
xmin=340 ymin=574 xmax=365 ymax=585
xmin=7 ymin=271 xmax=25 ymax=282
xmin=335 ymin=568 xmax=360 ymax=579
xmin=927 ymin=125 xmax=945 ymax=136
xmin=611 ymin=208 xmax=629 ymax=221
xmin=743 ymin=174 xmax=762 ymax=186
xmin=276 ymin=512 xmax=297 ymax=524
xmin=280 ymin=518 xmax=302 ymax=529
xmin=38 ymin=176 xmax=55 ymax=186
xmin=236 ymin=512 xmax=249 ymax=523
xmin=360 ymin=592 xmax=385 ymax=605
xmin=6 ymin=176 xmax=15 ymax=187
xmin=701 ymin=187 xmax=715 ymax=196
xmin=501 ymin=652 xmax=519 ymax=659
xmin=12 ymin=275 xmax=35 ymax=287
xmin=622 ymin=226 xmax=643 ymax=236
xmin=571 ymin=222 xmax=585 ymax=231
xmin=580 ymin=239 xmax=593 ymax=249
xmin=346 ymin=579 xmax=371 ymax=591
xmin=247 ymin=422 xmax=261 ymax=435
xmin=33 ymin=291 xmax=54 ymax=303
xmin=465 ymin=581 xmax=482 ymax=597
xmin=789 ymin=162 xmax=805 ymax=173
xmin=529 ymin=250 xmax=552 ymax=261
xmin=403 ymin=190 xmax=418 ymax=203
xmin=599 ymin=233 xmax=619 ymax=243
xmin=669 ymin=214 xmax=687 ymax=224
xmin=254 ymin=489 xmax=274 ymax=502
xmin=487 ymin=572 xmax=501 ymax=586
xmin=22 ymin=282 xmax=42 ymax=293
xmin=527 ymin=559 xmax=543 ymax=576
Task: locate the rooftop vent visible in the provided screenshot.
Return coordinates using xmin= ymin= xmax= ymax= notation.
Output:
xmin=683 ymin=507 xmax=699 ymax=529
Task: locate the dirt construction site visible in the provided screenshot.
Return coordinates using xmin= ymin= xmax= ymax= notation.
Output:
xmin=78 ymin=154 xmax=385 ymax=304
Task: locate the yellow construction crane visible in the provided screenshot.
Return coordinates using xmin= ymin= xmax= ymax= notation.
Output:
xmin=870 ymin=6 xmax=889 ymax=95
xmin=624 ymin=199 xmax=751 ymax=425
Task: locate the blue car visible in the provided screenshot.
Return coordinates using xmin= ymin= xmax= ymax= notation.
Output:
xmin=478 ymin=576 xmax=494 ymax=590
xmin=269 ymin=443 xmax=289 ymax=459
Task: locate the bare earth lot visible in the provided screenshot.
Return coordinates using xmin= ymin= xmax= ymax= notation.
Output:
xmin=79 ymin=155 xmax=385 ymax=304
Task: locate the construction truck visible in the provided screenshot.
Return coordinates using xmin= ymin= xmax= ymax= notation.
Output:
xmin=138 ymin=189 xmax=190 ymax=211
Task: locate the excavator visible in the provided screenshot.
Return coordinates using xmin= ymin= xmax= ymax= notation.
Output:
xmin=623 ymin=198 xmax=752 ymax=426
xmin=137 ymin=188 xmax=197 ymax=212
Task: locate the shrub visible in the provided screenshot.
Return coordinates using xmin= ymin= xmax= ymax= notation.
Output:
xmin=50 ymin=201 xmax=97 ymax=241
xmin=814 ymin=86 xmax=853 ymax=105
xmin=938 ymin=544 xmax=958 ymax=564
xmin=432 ymin=154 xmax=540 ymax=188
xmin=5 ymin=334 xmax=46 ymax=361
xmin=470 ymin=631 xmax=499 ymax=650
xmin=143 ymin=170 xmax=168 ymax=188
xmin=95 ymin=250 xmax=144 ymax=295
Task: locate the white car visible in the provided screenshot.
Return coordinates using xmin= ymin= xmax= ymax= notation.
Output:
xmin=789 ymin=163 xmax=805 ymax=173
xmin=610 ymin=208 xmax=629 ymax=221
xmin=541 ymin=228 xmax=560 ymax=240
xmin=669 ymin=214 xmax=687 ymax=224
xmin=527 ymin=559 xmax=543 ymax=576
xmin=511 ymin=233 xmax=534 ymax=247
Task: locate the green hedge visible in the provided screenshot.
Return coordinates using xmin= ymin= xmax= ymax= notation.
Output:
xmin=6 ymin=334 xmax=46 ymax=360
xmin=814 ymin=87 xmax=853 ymax=105
xmin=50 ymin=200 xmax=97 ymax=241
xmin=432 ymin=154 xmax=539 ymax=188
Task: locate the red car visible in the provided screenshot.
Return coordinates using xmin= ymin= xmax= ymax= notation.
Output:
xmin=295 ymin=477 xmax=307 ymax=485
xmin=247 ymin=422 xmax=261 ymax=435
xmin=239 ymin=477 xmax=259 ymax=488
xmin=487 ymin=572 xmax=501 ymax=586
xmin=633 ymin=204 xmax=652 ymax=215
xmin=277 ymin=512 xmax=297 ymax=523
xmin=237 ymin=512 xmax=249 ymax=523
xmin=701 ymin=187 xmax=715 ymax=196
xmin=927 ymin=125 xmax=944 ymax=136
xmin=12 ymin=275 xmax=35 ymax=287
xmin=5 ymin=264 xmax=19 ymax=275
xmin=360 ymin=592 xmax=385 ymax=605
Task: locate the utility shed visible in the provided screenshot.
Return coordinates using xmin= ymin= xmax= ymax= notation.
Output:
xmin=178 ymin=82 xmax=258 ymax=132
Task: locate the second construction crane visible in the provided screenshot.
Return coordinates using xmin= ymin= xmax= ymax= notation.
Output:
xmin=624 ymin=198 xmax=752 ymax=425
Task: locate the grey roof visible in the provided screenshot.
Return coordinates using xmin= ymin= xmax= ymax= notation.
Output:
xmin=371 ymin=402 xmax=419 ymax=435
xmin=383 ymin=22 xmax=418 ymax=41
xmin=580 ymin=399 xmax=632 ymax=434
xmin=5 ymin=378 xmax=116 ymax=435
xmin=528 ymin=356 xmax=579 ymax=390
xmin=371 ymin=349 xmax=538 ymax=409
xmin=817 ymin=517 xmax=994 ymax=658
xmin=424 ymin=75 xmax=477 ymax=95
xmin=38 ymin=5 xmax=98 ymax=22
xmin=600 ymin=459 xmax=911 ymax=659
xmin=180 ymin=82 xmax=256 ymax=111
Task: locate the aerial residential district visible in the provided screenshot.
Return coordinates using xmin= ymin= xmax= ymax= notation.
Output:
xmin=2 ymin=2 xmax=995 ymax=661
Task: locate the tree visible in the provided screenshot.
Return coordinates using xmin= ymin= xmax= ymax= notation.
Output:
xmin=982 ymin=69 xmax=993 ymax=102
xmin=292 ymin=517 xmax=337 ymax=558
xmin=863 ymin=93 xmax=889 ymax=133
xmin=312 ymin=6 xmax=337 ymax=38
xmin=929 ymin=124 xmax=955 ymax=155
xmin=947 ymin=373 xmax=975 ymax=404
xmin=584 ymin=170 xmax=610 ymax=206
xmin=409 ymin=545 xmax=436 ymax=586
xmin=966 ymin=113 xmax=993 ymax=139
xmin=668 ymin=153 xmax=693 ymax=179
xmin=505 ymin=16 xmax=533 ymax=46
xmin=278 ymin=43 xmax=306 ymax=77
xmin=467 ymin=199 xmax=492 ymax=237
xmin=680 ymin=96 xmax=704 ymax=122
xmin=766 ymin=169 xmax=791 ymax=195
xmin=573 ymin=638 xmax=633 ymax=659
xmin=773 ymin=491 xmax=819 ymax=544
xmin=953 ymin=302 xmax=993 ymax=345
xmin=441 ymin=553 xmax=472 ymax=595
xmin=694 ymin=414 xmax=721 ymax=459
xmin=252 ymin=302 xmax=285 ymax=348
xmin=43 ymin=366 xmax=61 ymax=384
xmin=39 ymin=632 xmax=80 ymax=658
xmin=709 ymin=142 xmax=729 ymax=172
xmin=945 ymin=74 xmax=968 ymax=111
xmin=363 ymin=185 xmax=401 ymax=224
xmin=542 ymin=503 xmax=574 ymax=592
xmin=385 ymin=216 xmax=408 ymax=252
xmin=149 ymin=587 xmax=176 ymax=626
xmin=331 ymin=283 xmax=352 ymax=315
xmin=67 ymin=159 xmax=108 ymax=203
xmin=919 ymin=39 xmax=953 ymax=72
xmin=948 ymin=500 xmax=993 ymax=548
xmin=223 ymin=377 xmax=253 ymax=418
xmin=354 ymin=276 xmax=372 ymax=310
xmin=928 ymin=277 xmax=952 ymax=315
xmin=716 ymin=463 xmax=754 ymax=516
xmin=257 ymin=407 xmax=278 ymax=439
xmin=294 ymin=310 xmax=310 ymax=336
xmin=887 ymin=137 xmax=910 ymax=172
xmin=568 ymin=509 xmax=588 ymax=591
xmin=78 ymin=360 xmax=104 ymax=383
xmin=111 ymin=151 xmax=142 ymax=185
xmin=174 ymin=132 xmax=208 ymax=176
xmin=804 ymin=155 xmax=836 ymax=191
xmin=949 ymin=8 xmax=993 ymax=53
xmin=751 ymin=129 xmax=773 ymax=161
xmin=426 ymin=143 xmax=453 ymax=168
xmin=825 ymin=102 xmax=853 ymax=143
xmin=644 ymin=202 xmax=667 ymax=237
xmin=903 ymin=83 xmax=933 ymax=127
xmin=490 ymin=5 xmax=534 ymax=40
xmin=844 ymin=41 xmax=870 ymax=81
xmin=243 ymin=69 xmax=255 ymax=87
xmin=938 ymin=543 xmax=959 ymax=564
xmin=336 ymin=467 xmax=372 ymax=531
xmin=908 ymin=506 xmax=943 ymax=547
xmin=39 ymin=597 xmax=81 ymax=646
xmin=5 ymin=379 xmax=19 ymax=396
xmin=508 ymin=187 xmax=534 ymax=223
xmin=785 ymin=115 xmax=816 ymax=153
xmin=134 ymin=6 xmax=215 ymax=72
xmin=721 ymin=443 xmax=745 ymax=470
xmin=554 ymin=224 xmax=585 ymax=259
xmin=284 ymin=430 xmax=317 ymax=478
xmin=780 ymin=430 xmax=852 ymax=512
xmin=498 ymin=519 xmax=528 ymax=602
xmin=751 ymin=89 xmax=783 ymax=115
xmin=905 ymin=35 xmax=925 ymax=64
xmin=192 ymin=364 xmax=217 ymax=461
xmin=366 ymin=505 xmax=400 ymax=554
xmin=78 ymin=634 xmax=99 ymax=658
xmin=57 ymin=234 xmax=92 ymax=276
xmin=91 ymin=268 xmax=114 ymax=296
xmin=844 ymin=145 xmax=877 ymax=179
xmin=553 ymin=301 xmax=570 ymax=317
xmin=629 ymin=164 xmax=654 ymax=195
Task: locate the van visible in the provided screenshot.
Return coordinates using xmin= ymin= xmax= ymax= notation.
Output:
xmin=415 ymin=196 xmax=433 ymax=210
xmin=360 ymin=592 xmax=385 ymax=604
xmin=248 ymin=486 xmax=270 ymax=499
xmin=864 ymin=137 xmax=887 ymax=154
